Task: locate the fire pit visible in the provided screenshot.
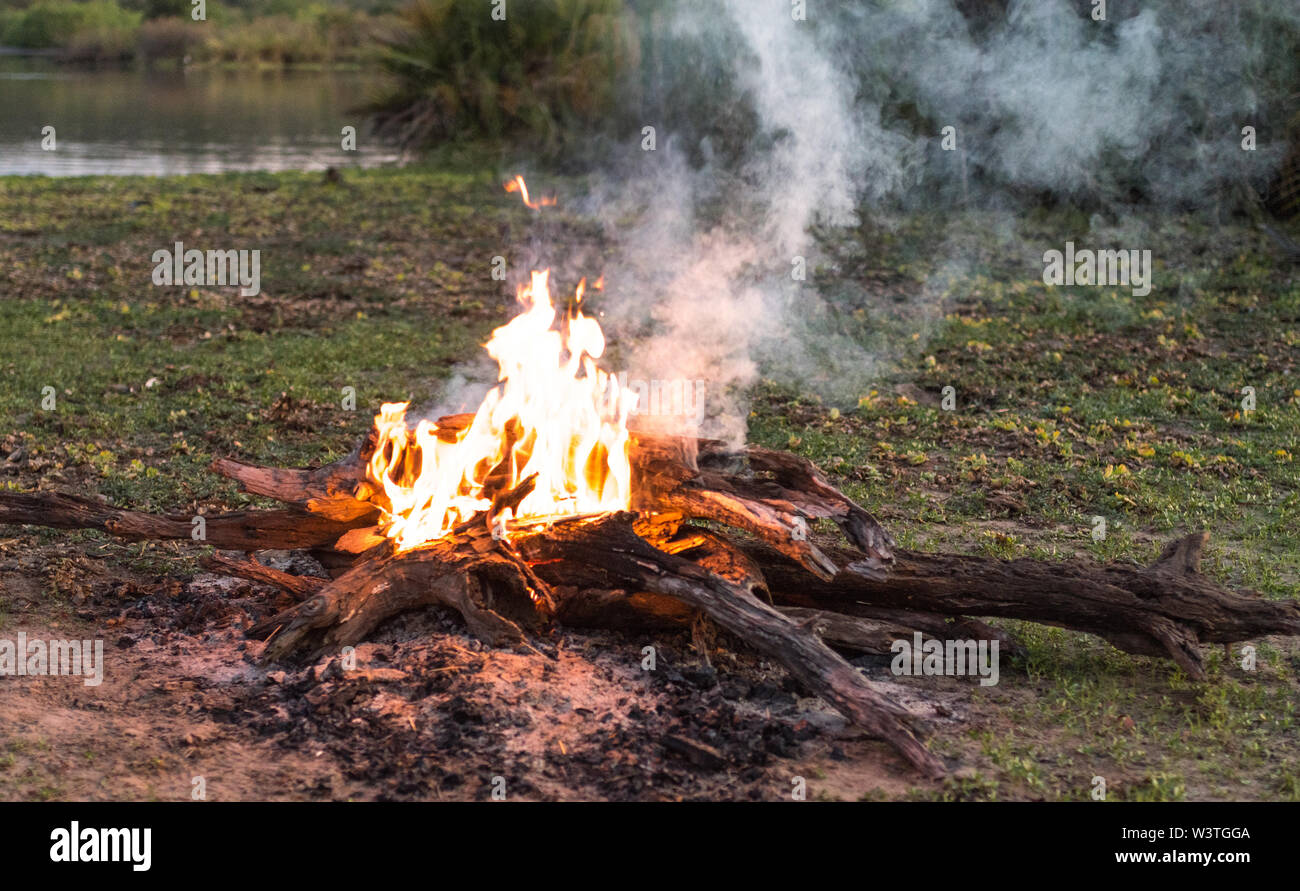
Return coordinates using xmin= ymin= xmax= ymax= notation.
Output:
xmin=3 ymin=181 xmax=1298 ymax=780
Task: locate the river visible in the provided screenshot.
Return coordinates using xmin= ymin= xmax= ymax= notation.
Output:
xmin=0 ymin=57 xmax=401 ymax=176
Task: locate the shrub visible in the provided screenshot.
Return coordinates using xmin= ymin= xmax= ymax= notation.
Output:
xmin=366 ymin=0 xmax=639 ymax=154
xmin=2 ymin=1 xmax=95 ymax=48
xmin=2 ymin=0 xmax=141 ymax=60
xmin=65 ymin=0 xmax=141 ymax=61
xmin=135 ymin=16 xmax=200 ymax=63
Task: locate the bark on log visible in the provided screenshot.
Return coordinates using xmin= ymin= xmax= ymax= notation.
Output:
xmin=748 ymin=532 xmax=1300 ymax=680
xmin=0 ymin=491 xmax=366 ymax=551
xmin=508 ymin=514 xmax=946 ymax=778
xmin=244 ymin=512 xmax=945 ymax=778
xmin=200 ymin=553 xmax=326 ymax=600
xmin=251 ymin=541 xmax=529 ymax=662
xmin=778 ymin=607 xmax=1024 ymax=658
xmin=210 ymin=452 xmax=376 ymax=522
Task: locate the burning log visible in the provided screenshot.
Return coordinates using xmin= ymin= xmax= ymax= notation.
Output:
xmin=4 ymin=217 xmax=1296 ymax=779
xmin=210 ymin=414 xmax=897 ymax=583
xmin=4 ymin=454 xmax=1297 ymax=778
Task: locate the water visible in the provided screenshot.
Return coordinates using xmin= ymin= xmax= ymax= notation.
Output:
xmin=0 ymin=58 xmax=401 ymax=176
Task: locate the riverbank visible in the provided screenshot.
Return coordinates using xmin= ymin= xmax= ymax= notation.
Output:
xmin=0 ymin=2 xmax=392 ymax=68
xmin=0 ymin=62 xmax=400 ymax=176
xmin=0 ymin=168 xmax=1297 ymax=800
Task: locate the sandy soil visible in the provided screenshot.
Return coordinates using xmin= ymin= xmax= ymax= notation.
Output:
xmin=0 ymin=540 xmax=959 ymax=801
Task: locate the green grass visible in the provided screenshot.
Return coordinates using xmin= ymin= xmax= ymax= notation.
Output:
xmin=0 ymin=167 xmax=545 ymax=510
xmin=1 ymin=168 xmax=1297 ymax=800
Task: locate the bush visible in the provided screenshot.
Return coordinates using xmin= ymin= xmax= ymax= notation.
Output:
xmin=3 ymin=0 xmax=382 ymax=66
xmin=2 ymin=1 xmax=96 ymax=48
xmin=135 ymin=16 xmax=199 ymax=63
xmin=205 ymin=15 xmax=334 ymax=64
xmin=66 ymin=1 xmax=141 ymax=61
xmin=366 ymin=0 xmax=639 ymax=154
xmin=2 ymin=0 xmax=140 ymax=60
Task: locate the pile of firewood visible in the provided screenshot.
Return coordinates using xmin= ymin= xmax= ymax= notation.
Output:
xmin=3 ymin=413 xmax=1298 ymax=778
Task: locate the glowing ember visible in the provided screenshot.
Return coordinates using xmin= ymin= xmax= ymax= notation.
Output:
xmin=368 ymin=181 xmax=636 ymax=552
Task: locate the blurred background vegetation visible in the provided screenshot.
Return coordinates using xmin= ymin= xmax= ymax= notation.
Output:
xmin=2 ymin=0 xmax=1298 ymax=215
xmin=363 ymin=0 xmax=1300 ymax=214
xmin=0 ymin=0 xmax=401 ymax=65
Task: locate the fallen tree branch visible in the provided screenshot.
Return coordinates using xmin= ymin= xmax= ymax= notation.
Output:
xmin=243 ymin=512 xmax=945 ymax=777
xmin=748 ymin=532 xmax=1300 ymax=680
xmin=0 ymin=491 xmax=366 ymax=551
xmin=199 ymin=552 xmax=326 ymax=600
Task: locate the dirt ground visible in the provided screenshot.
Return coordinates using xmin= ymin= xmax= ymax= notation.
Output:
xmin=2 ymin=172 xmax=1297 ymax=800
xmin=0 ymin=536 xmax=974 ymax=801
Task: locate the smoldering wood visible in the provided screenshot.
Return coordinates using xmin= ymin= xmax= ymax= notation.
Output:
xmin=6 ymin=416 xmax=1300 ymax=777
xmin=236 ymin=510 xmax=944 ymax=776
xmin=499 ymin=514 xmax=947 ymax=778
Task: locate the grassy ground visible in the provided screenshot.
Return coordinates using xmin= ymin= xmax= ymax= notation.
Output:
xmin=0 ymin=168 xmax=1297 ymax=800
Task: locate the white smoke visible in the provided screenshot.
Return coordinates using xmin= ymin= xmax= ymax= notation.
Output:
xmin=576 ymin=0 xmax=1296 ymax=443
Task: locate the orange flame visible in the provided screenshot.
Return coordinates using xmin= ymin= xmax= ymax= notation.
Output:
xmin=368 ymin=270 xmax=637 ymax=551
xmin=505 ymin=175 xmax=556 ymax=210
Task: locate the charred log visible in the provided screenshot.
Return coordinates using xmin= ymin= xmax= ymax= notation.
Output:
xmin=748 ymin=532 xmax=1300 ymax=681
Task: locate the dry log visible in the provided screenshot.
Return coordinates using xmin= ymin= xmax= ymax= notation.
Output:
xmin=749 ymin=532 xmax=1300 ymax=680
xmin=700 ymin=443 xmax=896 ymax=568
xmin=211 ymin=416 xmax=897 ymax=579
xmin=778 ymin=607 xmax=1024 ymax=658
xmin=549 ymin=523 xmax=1009 ymax=656
xmin=631 ymin=430 xmax=894 ymax=580
xmin=508 ymin=514 xmax=945 ymax=778
xmin=245 ymin=512 xmax=945 ymax=777
xmin=778 ymin=608 xmax=923 ymax=654
xmin=210 ymin=450 xmax=375 ymax=522
xmin=0 ymin=491 xmax=366 ymax=551
xmin=199 ymin=553 xmax=326 ymax=601
xmin=251 ymin=538 xmax=531 ymax=662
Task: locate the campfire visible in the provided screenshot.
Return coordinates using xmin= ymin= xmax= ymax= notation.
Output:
xmin=3 ymin=180 xmax=1298 ymax=781
xmin=366 ymin=267 xmax=635 ymax=554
